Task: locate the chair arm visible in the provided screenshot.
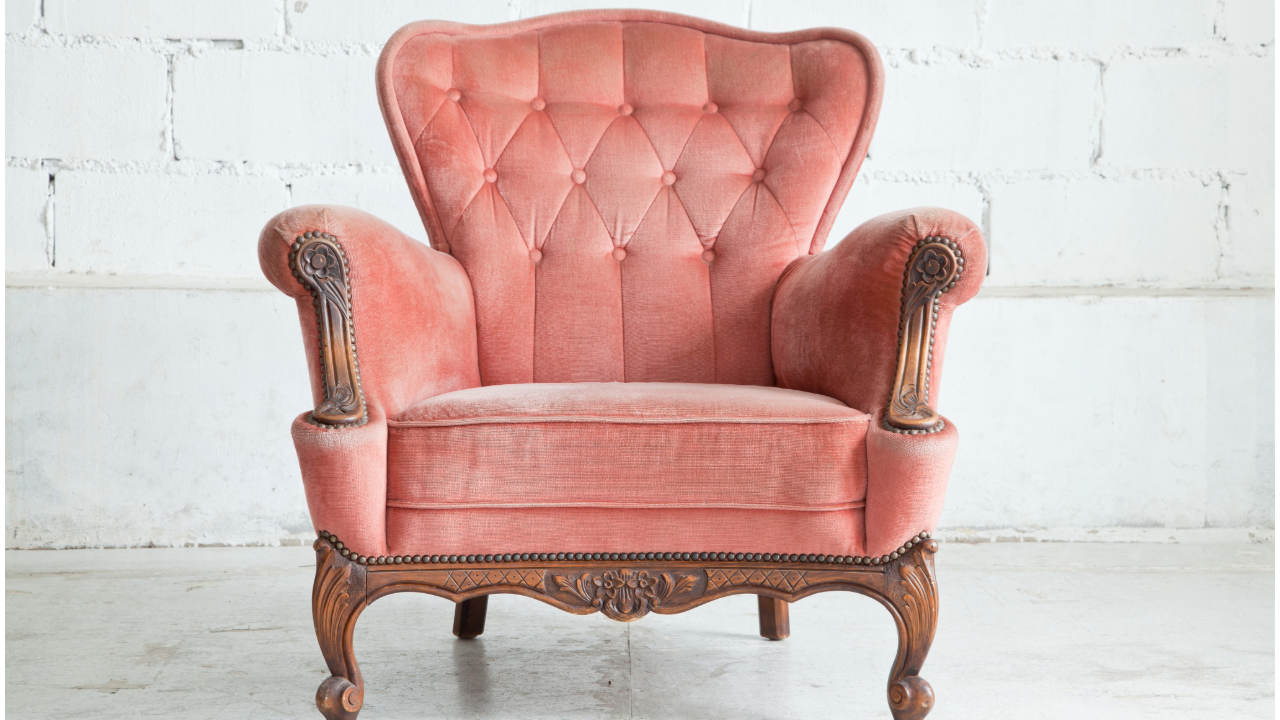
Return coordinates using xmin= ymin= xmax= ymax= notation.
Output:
xmin=772 ymin=207 xmax=985 ymax=428
xmin=771 ymin=207 xmax=985 ymax=556
xmin=259 ymin=205 xmax=481 ymax=424
xmin=261 ymin=206 xmax=480 ymax=557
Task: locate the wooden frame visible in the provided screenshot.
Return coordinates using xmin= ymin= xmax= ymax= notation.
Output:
xmin=886 ymin=236 xmax=964 ymax=434
xmin=290 ymin=231 xmax=367 ymax=427
xmin=311 ymin=531 xmax=940 ymax=720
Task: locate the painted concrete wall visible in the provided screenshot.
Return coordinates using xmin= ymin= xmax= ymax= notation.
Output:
xmin=5 ymin=0 xmax=1273 ymax=548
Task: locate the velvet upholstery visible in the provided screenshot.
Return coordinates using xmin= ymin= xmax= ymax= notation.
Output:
xmin=259 ymin=11 xmax=985 ymax=562
xmin=388 ymin=382 xmax=869 ymax=510
xmin=377 ymin=12 xmax=881 ymax=386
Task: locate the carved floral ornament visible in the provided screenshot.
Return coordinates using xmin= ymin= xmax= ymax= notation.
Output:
xmin=552 ymin=568 xmax=701 ymax=621
xmin=886 ymin=236 xmax=964 ymax=434
xmin=289 ymin=231 xmax=367 ymax=428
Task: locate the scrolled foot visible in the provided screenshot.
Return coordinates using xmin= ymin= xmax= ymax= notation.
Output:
xmin=888 ymin=675 xmax=934 ymax=720
xmin=317 ymin=676 xmax=362 ymax=720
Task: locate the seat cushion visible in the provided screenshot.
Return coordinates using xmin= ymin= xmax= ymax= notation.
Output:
xmin=385 ymin=382 xmax=871 ymax=556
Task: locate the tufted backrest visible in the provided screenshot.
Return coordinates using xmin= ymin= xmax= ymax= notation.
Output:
xmin=378 ymin=11 xmax=882 ymax=386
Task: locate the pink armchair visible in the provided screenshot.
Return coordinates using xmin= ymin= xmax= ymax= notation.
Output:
xmin=260 ymin=11 xmax=985 ymax=720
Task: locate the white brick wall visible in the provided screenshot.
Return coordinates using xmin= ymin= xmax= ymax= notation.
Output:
xmin=5 ymin=166 xmax=51 ymax=272
xmin=6 ymin=45 xmax=169 ymax=160
xmin=43 ymin=0 xmax=279 ymax=40
xmin=55 ymin=171 xmax=285 ymax=276
xmin=5 ymin=0 xmax=1274 ymax=547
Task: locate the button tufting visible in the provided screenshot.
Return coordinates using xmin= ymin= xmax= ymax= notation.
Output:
xmin=702 ymin=249 xmax=716 ymax=263
xmin=618 ymin=103 xmax=633 ymax=116
xmin=531 ymin=97 xmax=545 ymax=111
xmin=752 ymin=168 xmax=767 ymax=182
xmin=529 ymin=248 xmax=542 ymax=263
xmin=446 ymin=88 xmax=461 ymax=101
xmin=788 ymin=97 xmax=803 ymax=112
xmin=571 ymin=168 xmax=586 ymax=184
xmin=702 ymin=101 xmax=718 ymax=113
xmin=483 ymin=168 xmax=497 ymax=183
xmin=612 ymin=247 xmax=627 ymax=261
xmin=662 ymin=171 xmax=676 ymax=186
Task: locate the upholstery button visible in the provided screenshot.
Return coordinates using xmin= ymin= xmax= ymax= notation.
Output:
xmin=529 ymin=248 xmax=542 ymax=263
xmin=702 ymin=249 xmax=716 ymax=263
xmin=618 ymin=103 xmax=633 ymax=116
xmin=571 ymin=168 xmax=586 ymax=184
xmin=483 ymin=168 xmax=497 ymax=183
xmin=612 ymin=247 xmax=627 ymax=261
xmin=531 ymin=97 xmax=545 ymax=111
xmin=752 ymin=168 xmax=766 ymax=182
xmin=662 ymin=171 xmax=676 ymax=186
xmin=446 ymin=88 xmax=461 ymax=101
xmin=703 ymin=101 xmax=718 ymax=113
xmin=788 ymin=97 xmax=803 ymax=112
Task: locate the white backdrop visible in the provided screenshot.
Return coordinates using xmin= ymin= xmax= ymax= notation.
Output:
xmin=5 ymin=0 xmax=1274 ymax=547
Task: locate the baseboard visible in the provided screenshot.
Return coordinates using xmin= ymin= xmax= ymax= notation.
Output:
xmin=937 ymin=526 xmax=1275 ymax=544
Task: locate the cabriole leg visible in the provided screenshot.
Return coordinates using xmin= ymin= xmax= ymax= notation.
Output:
xmin=313 ymin=539 xmax=367 ymax=720
xmin=453 ymin=596 xmax=489 ymax=639
xmin=757 ymin=595 xmax=790 ymax=640
xmin=882 ymin=539 xmax=940 ymax=720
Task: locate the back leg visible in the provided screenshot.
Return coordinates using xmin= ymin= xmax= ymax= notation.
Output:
xmin=453 ymin=596 xmax=489 ymax=639
xmin=757 ymin=595 xmax=790 ymax=640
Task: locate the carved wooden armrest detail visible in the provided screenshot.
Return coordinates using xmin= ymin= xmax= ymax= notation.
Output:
xmin=290 ymin=231 xmax=367 ymax=428
xmin=886 ymin=237 xmax=964 ymax=434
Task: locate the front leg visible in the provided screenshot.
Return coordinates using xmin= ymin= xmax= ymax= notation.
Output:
xmin=313 ymin=536 xmax=368 ymax=719
xmin=882 ymin=537 xmax=940 ymax=720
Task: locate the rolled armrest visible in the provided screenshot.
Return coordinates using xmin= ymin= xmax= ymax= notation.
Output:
xmin=260 ymin=205 xmax=481 ymax=422
xmin=261 ymin=205 xmax=480 ymax=555
xmin=773 ymin=207 xmax=985 ymax=425
xmin=772 ymin=207 xmax=985 ymax=556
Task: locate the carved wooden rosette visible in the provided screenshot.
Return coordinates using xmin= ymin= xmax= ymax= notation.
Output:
xmin=311 ymin=531 xmax=942 ymax=719
xmin=887 ymin=237 xmax=964 ymax=433
xmin=312 ymin=539 xmax=367 ymax=720
xmin=290 ymin=231 xmax=366 ymax=427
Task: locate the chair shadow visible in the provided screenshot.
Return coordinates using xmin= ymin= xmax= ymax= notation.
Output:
xmin=451 ymin=636 xmax=493 ymax=715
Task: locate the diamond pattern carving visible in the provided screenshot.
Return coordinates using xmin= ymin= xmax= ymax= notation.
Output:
xmin=706 ymin=568 xmax=808 ymax=592
xmin=444 ymin=569 xmax=545 ymax=592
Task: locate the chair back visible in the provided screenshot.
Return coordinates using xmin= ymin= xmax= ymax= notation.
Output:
xmin=378 ymin=11 xmax=882 ymax=385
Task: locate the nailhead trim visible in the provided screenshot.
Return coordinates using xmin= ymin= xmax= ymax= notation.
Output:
xmin=313 ymin=530 xmax=932 ymax=567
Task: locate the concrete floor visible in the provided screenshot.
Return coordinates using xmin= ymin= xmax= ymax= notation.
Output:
xmin=6 ymin=543 xmax=1273 ymax=720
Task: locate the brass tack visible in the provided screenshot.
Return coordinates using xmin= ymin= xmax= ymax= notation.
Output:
xmin=628 ymin=553 xmax=637 ymax=560
xmin=870 ymin=557 xmax=880 ymax=565
xmin=890 ymin=552 xmax=899 ymax=560
xmin=898 ymin=546 xmax=907 ymax=554
xmin=340 ymin=549 xmax=350 ymax=557
xmin=682 ymin=553 xmax=691 ymax=560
